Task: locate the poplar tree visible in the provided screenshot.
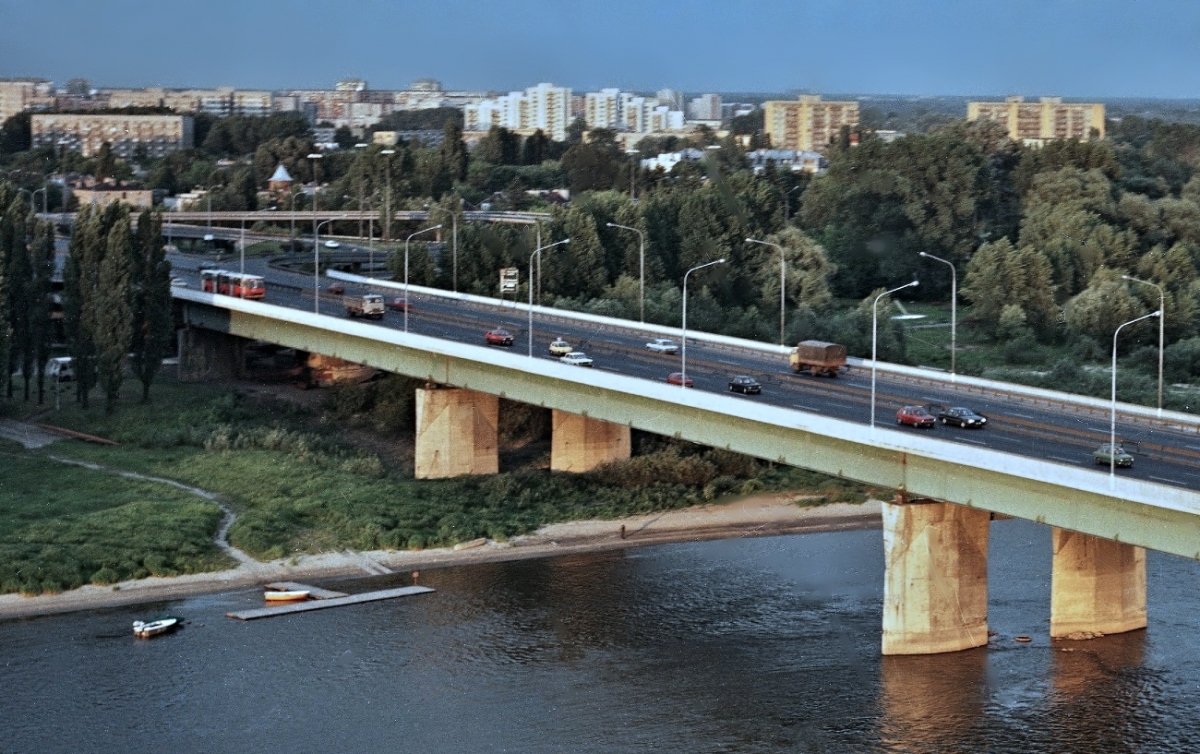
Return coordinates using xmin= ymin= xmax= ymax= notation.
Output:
xmin=6 ymin=202 xmax=31 ymax=399
xmin=95 ymin=213 xmax=134 ymax=413
xmin=130 ymin=209 xmax=173 ymax=401
xmin=28 ymin=220 xmax=55 ymax=404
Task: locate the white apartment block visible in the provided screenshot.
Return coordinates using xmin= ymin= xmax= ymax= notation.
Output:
xmin=0 ymin=79 xmax=55 ymax=124
xmin=32 ymin=113 xmax=194 ymax=158
xmin=585 ymin=88 xmax=621 ymax=129
xmin=464 ymin=83 xmax=572 ymax=140
xmin=687 ymin=93 xmax=722 ymax=122
xmin=101 ymin=87 xmax=274 ymax=116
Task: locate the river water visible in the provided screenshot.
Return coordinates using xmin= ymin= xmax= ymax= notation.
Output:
xmin=3 ymin=518 xmax=1200 ymax=753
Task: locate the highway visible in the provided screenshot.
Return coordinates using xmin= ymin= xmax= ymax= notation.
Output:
xmin=168 ymin=249 xmax=1200 ymax=493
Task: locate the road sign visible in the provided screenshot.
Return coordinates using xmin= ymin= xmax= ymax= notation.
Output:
xmin=500 ymin=267 xmax=519 ymax=292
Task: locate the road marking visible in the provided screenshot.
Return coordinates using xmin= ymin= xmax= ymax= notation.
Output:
xmin=715 ymin=358 xmax=742 ymax=366
xmin=1049 ymin=456 xmax=1080 ymax=465
xmin=791 ymin=403 xmax=821 ymax=412
xmin=1009 ymin=413 xmax=1036 ymax=420
xmin=955 ymin=437 xmax=989 ymax=446
xmin=1149 ymin=476 xmax=1187 ymax=486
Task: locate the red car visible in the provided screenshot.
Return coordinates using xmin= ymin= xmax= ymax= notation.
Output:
xmin=387 ymin=297 xmax=412 ymax=312
xmin=666 ymin=372 xmax=694 ymax=387
xmin=326 ymin=283 xmax=345 ymax=295
xmin=485 ymin=328 xmax=514 ymax=346
xmin=896 ymin=405 xmax=936 ymax=428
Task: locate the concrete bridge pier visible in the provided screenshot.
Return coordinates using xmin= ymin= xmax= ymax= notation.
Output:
xmin=550 ymin=410 xmax=631 ymax=472
xmin=1050 ymin=528 xmax=1146 ymax=638
xmin=414 ymin=386 xmax=499 ymax=479
xmin=882 ymin=497 xmax=991 ymax=655
xmin=178 ymin=326 xmax=246 ymax=382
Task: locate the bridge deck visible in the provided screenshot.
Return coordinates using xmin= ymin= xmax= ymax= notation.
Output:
xmin=227 ymin=585 xmax=435 ymax=620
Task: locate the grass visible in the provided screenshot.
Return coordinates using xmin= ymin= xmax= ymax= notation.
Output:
xmin=0 ymin=441 xmax=231 ymax=595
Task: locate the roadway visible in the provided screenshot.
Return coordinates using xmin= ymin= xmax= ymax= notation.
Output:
xmin=167 ymin=251 xmax=1200 ymax=494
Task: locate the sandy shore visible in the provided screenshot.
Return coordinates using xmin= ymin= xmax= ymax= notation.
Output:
xmin=0 ymin=494 xmax=882 ymax=621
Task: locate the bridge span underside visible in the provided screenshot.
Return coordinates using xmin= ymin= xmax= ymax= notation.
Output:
xmin=178 ymin=296 xmax=1199 ymax=654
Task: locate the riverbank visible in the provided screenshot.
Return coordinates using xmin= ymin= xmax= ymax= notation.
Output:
xmin=0 ymin=494 xmax=881 ymax=620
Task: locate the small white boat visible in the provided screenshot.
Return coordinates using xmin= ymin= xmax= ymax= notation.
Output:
xmin=263 ymin=590 xmax=310 ymax=602
xmin=132 ymin=617 xmax=180 ymax=638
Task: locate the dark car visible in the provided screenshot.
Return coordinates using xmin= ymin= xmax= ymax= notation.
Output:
xmin=666 ymin=372 xmax=694 ymax=387
xmin=896 ymin=405 xmax=936 ymax=428
xmin=728 ymin=375 xmax=761 ymax=394
xmin=387 ymin=297 xmax=413 ymax=312
xmin=1093 ymin=444 xmax=1134 ymax=468
xmin=485 ymin=328 xmax=514 ymax=346
xmin=936 ymin=406 xmax=988 ymax=428
xmin=326 ymin=283 xmax=345 ymax=295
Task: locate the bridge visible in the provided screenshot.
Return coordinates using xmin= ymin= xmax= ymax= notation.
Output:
xmin=47 ymin=209 xmax=552 ymax=228
xmin=170 ymin=264 xmax=1200 ymax=656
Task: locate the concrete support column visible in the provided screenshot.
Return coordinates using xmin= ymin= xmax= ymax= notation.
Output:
xmin=414 ymin=387 xmax=499 ymax=479
xmin=177 ymin=326 xmax=246 ymax=383
xmin=882 ymin=498 xmax=990 ymax=655
xmin=550 ymin=410 xmax=631 ymax=472
xmin=1050 ymin=528 xmax=1146 ymax=638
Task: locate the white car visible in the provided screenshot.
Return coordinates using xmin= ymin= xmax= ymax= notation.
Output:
xmin=548 ymin=338 xmax=572 ymax=356
xmin=170 ymin=277 xmax=188 ymax=287
xmin=324 ymin=240 xmax=341 ymax=249
xmin=646 ymin=338 xmax=678 ymax=354
xmin=560 ymin=351 xmax=594 ymax=367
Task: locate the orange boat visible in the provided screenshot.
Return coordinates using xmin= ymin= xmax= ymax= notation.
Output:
xmin=263 ymin=590 xmax=309 ymax=602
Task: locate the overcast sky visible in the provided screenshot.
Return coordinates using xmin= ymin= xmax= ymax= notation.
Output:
xmin=2 ymin=0 xmax=1197 ymax=98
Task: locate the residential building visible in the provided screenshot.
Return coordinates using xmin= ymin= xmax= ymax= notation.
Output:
xmin=746 ymin=149 xmax=826 ymax=174
xmin=0 ymin=78 xmax=55 ymax=124
xmin=687 ymin=93 xmax=722 ymax=122
xmin=656 ymin=88 xmax=684 ymax=111
xmin=72 ymin=187 xmax=154 ymax=208
xmin=763 ymin=95 xmax=860 ymax=152
xmin=585 ymin=88 xmax=621 ymax=129
xmin=967 ymin=96 xmax=1105 ymax=143
xmin=100 ymin=86 xmax=274 ymax=116
xmin=464 ymin=83 xmax=572 ymax=140
xmin=640 ymin=148 xmax=707 ymax=173
xmin=31 ymin=113 xmax=194 ymax=158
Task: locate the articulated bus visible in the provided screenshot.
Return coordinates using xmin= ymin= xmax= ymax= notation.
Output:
xmin=199 ymin=269 xmax=266 ymax=300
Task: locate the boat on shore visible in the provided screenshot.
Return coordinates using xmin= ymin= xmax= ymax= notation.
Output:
xmin=264 ymin=590 xmax=310 ymax=602
xmin=132 ymin=617 xmax=180 ymax=638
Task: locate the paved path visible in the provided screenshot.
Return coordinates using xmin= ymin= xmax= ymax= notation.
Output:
xmin=0 ymin=419 xmax=63 ymax=449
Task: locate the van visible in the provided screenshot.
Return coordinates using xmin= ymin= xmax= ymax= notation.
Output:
xmin=47 ymin=357 xmax=74 ymax=382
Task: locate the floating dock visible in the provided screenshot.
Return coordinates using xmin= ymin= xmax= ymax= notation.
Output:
xmin=227 ymin=585 xmax=435 ymax=621
xmin=262 ymin=581 xmax=348 ymax=600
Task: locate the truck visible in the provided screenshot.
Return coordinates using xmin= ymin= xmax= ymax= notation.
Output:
xmin=344 ymin=293 xmax=385 ymax=319
xmin=789 ymin=340 xmax=847 ymax=377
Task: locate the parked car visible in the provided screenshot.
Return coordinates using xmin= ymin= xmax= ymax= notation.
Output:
xmin=46 ymin=356 xmax=74 ymax=382
xmin=548 ymin=338 xmax=572 ymax=356
xmin=936 ymin=406 xmax=988 ymax=428
xmin=324 ymin=240 xmax=341 ymax=249
xmin=326 ymin=283 xmax=345 ymax=295
xmin=1093 ymin=444 xmax=1134 ymax=468
xmin=728 ymin=375 xmax=761 ymax=394
xmin=896 ymin=405 xmax=937 ymax=428
xmin=386 ymin=297 xmax=413 ymax=312
xmin=666 ymin=372 xmax=694 ymax=387
xmin=646 ymin=338 xmax=679 ymax=354
xmin=485 ymin=328 xmax=514 ymax=346
xmin=560 ymin=351 xmax=594 ymax=367
xmin=169 ymin=277 xmax=188 ymax=288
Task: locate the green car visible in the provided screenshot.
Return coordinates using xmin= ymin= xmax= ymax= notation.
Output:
xmin=1093 ymin=444 xmax=1134 ymax=468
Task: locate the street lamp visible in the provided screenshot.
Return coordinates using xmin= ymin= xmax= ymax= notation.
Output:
xmin=307 ymin=153 xmax=323 ymax=212
xmin=608 ymin=222 xmax=646 ymax=323
xmin=528 ymin=239 xmax=570 ymax=355
xmin=1122 ymin=275 xmax=1166 ymax=415
xmin=203 ymin=183 xmax=223 ymax=240
xmin=428 ymin=203 xmax=460 ymax=292
xmin=31 ymin=186 xmax=47 ymax=215
xmin=404 ymin=225 xmax=442 ymax=332
xmin=781 ymin=184 xmax=803 ymax=225
xmin=919 ymin=251 xmax=957 ymax=377
xmin=871 ymin=280 xmax=920 ymax=429
xmin=1110 ymin=310 xmax=1162 ymax=482
xmin=380 ymin=149 xmax=395 ymax=243
xmin=681 ymin=258 xmax=727 ymax=389
xmin=313 ymin=217 xmax=341 ymax=314
xmin=746 ymin=237 xmax=787 ymax=347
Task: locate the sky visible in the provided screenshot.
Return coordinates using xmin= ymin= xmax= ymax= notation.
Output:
xmin=1 ymin=0 xmax=1198 ymax=99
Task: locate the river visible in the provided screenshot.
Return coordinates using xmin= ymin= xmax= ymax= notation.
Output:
xmin=3 ymin=518 xmax=1199 ymax=753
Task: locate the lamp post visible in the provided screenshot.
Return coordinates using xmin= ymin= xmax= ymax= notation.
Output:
xmin=871 ymin=280 xmax=920 ymax=429
xmin=31 ymin=186 xmax=47 ymax=215
xmin=607 ymin=222 xmax=646 ymax=322
xmin=528 ymin=239 xmax=570 ymax=355
xmin=428 ymin=204 xmax=459 ymax=292
xmin=746 ymin=237 xmax=787 ymax=347
xmin=289 ymin=188 xmax=300 ymax=247
xmin=239 ymin=219 xmax=245 ymax=275
xmin=313 ymin=217 xmax=339 ymax=314
xmin=919 ymin=251 xmax=957 ymax=377
xmin=781 ymin=184 xmax=803 ymax=225
xmin=1122 ymin=275 xmax=1166 ymax=415
xmin=681 ymin=258 xmax=726 ymax=389
xmin=404 ymin=225 xmax=442 ymax=332
xmin=1110 ymin=311 xmax=1162 ymax=482
xmin=204 ymin=183 xmax=223 ymax=237
xmin=307 ymin=153 xmax=322 ymax=212
xmin=380 ymin=149 xmax=395 ymax=243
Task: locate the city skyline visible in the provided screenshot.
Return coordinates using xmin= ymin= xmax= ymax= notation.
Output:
xmin=2 ymin=0 xmax=1198 ymax=99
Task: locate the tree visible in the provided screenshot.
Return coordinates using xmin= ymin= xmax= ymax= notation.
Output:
xmin=522 ymin=129 xmax=549 ymax=165
xmin=962 ymin=238 xmax=1059 ymax=338
xmin=440 ymin=120 xmax=469 ymax=182
xmin=28 ymin=220 xmax=54 ymax=404
xmin=95 ymin=142 xmax=117 ymax=182
xmin=130 ymin=210 xmax=172 ymax=401
xmin=1064 ymin=267 xmax=1148 ymax=346
xmin=94 ymin=213 xmax=135 ymax=413
xmin=0 ymin=112 xmax=32 ymax=154
xmin=2 ymin=198 xmax=31 ymax=399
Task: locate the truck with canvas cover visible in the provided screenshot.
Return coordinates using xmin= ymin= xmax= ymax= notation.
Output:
xmin=789 ymin=340 xmax=846 ymax=377
xmin=344 ymin=294 xmax=385 ymax=319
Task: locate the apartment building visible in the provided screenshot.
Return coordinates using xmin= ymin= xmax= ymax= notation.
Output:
xmin=0 ymin=79 xmax=55 ymax=124
xmin=585 ymin=88 xmax=621 ymax=129
xmin=763 ymin=95 xmax=859 ymax=152
xmin=100 ymin=87 xmax=273 ymax=116
xmin=687 ymin=93 xmax=722 ymax=122
xmin=967 ymin=96 xmax=1105 ymax=143
xmin=31 ymin=113 xmax=194 ymax=158
xmin=463 ymin=83 xmax=572 ymax=140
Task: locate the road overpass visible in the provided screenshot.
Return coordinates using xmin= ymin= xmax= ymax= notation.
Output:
xmin=170 ymin=277 xmax=1200 ymax=656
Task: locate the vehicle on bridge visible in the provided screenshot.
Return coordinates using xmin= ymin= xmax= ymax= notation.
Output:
xmin=666 ymin=372 xmax=694 ymax=387
xmin=548 ymin=338 xmax=572 ymax=356
xmin=934 ymin=406 xmax=988 ymax=428
xmin=789 ymin=340 xmax=847 ymax=377
xmin=387 ymin=297 xmax=413 ymax=312
xmin=896 ymin=405 xmax=937 ymax=428
xmin=200 ymin=269 xmax=266 ymax=300
xmin=326 ymin=283 xmax=346 ymax=295
xmin=1094 ymin=443 xmax=1134 ymax=468
xmin=728 ymin=375 xmax=761 ymax=394
xmin=486 ymin=329 xmax=514 ymax=346
xmin=646 ymin=338 xmax=678 ymax=354
xmin=324 ymin=240 xmax=341 ymax=249
xmin=344 ymin=294 xmax=385 ymax=319
xmin=561 ymin=352 xmax=594 ymax=367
